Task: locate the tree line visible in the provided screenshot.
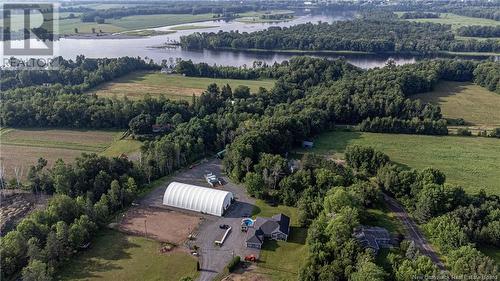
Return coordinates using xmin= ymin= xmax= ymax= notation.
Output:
xmin=359 ymin=117 xmax=448 ymax=135
xmin=180 ymin=20 xmax=500 ymax=54
xmin=457 ymin=25 xmax=500 ymax=38
xmin=400 ymin=12 xmax=440 ymax=19
xmin=473 ymin=61 xmax=500 ymax=94
xmin=0 ymin=56 xmax=158 ymax=92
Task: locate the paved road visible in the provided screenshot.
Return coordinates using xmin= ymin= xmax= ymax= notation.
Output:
xmin=383 ymin=193 xmax=445 ymax=270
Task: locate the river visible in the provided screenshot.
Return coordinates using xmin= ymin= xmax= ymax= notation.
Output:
xmin=2 ymin=12 xmax=494 ymax=69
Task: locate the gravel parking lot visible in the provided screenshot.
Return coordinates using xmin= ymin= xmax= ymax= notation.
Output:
xmin=138 ymin=158 xmax=259 ymax=281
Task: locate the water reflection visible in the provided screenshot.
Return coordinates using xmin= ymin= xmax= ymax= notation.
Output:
xmin=1 ymin=13 xmax=492 ymax=69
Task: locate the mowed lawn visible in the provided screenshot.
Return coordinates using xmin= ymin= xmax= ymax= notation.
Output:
xmin=297 ymin=131 xmax=500 ymax=195
xmin=56 ymin=230 xmax=198 ymax=281
xmin=413 ymin=81 xmax=500 ymax=128
xmin=251 ymin=200 xmax=308 ymax=281
xmin=0 ymin=128 xmax=141 ymax=179
xmin=91 ymin=71 xmax=276 ymax=101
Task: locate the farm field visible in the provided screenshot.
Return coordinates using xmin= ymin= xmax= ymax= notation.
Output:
xmin=58 ymin=13 xmax=216 ymax=35
xmin=119 ymin=29 xmax=176 ymax=37
xmin=0 ymin=128 xmax=141 ymax=179
xmin=91 ymin=71 xmax=276 ymax=101
xmin=56 ymin=229 xmax=198 ymax=281
xmin=400 ymin=12 xmax=500 ymax=30
xmin=251 ymin=200 xmax=308 ymax=281
xmin=237 ymin=10 xmax=295 ymax=23
xmin=413 ymin=81 xmax=500 ymax=128
xmin=169 ymin=24 xmax=219 ymax=30
xmin=296 ymin=131 xmax=500 ymax=195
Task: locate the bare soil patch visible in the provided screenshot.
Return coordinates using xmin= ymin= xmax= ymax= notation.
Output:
xmin=118 ymin=207 xmax=202 ymax=244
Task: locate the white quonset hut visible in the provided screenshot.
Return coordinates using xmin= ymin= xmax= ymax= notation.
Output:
xmin=162 ymin=182 xmax=234 ymax=216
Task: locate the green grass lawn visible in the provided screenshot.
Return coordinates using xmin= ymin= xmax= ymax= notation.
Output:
xmin=364 ymin=206 xmax=405 ymax=235
xmin=413 ymin=81 xmax=500 ymax=128
xmin=399 ymin=12 xmax=500 ymax=30
xmin=251 ymin=200 xmax=308 ymax=281
xmin=56 ymin=230 xmax=198 ymax=281
xmin=91 ymin=71 xmax=275 ymax=101
xmin=297 ymin=131 xmax=500 ymax=195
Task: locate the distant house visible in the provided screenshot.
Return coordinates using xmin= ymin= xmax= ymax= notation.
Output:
xmin=245 ymin=214 xmax=290 ymax=249
xmin=152 ymin=124 xmax=171 ymax=133
xmin=353 ymin=226 xmax=392 ymax=254
xmin=302 ymin=140 xmax=314 ymax=148
xmin=160 ymin=67 xmax=173 ymax=74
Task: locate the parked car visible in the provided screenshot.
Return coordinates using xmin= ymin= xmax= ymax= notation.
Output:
xmin=219 ymin=224 xmax=230 ymax=229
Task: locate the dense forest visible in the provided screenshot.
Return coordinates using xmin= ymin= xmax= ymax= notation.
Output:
xmin=0 ymin=56 xmax=158 ymax=91
xmin=400 ymin=12 xmax=440 ymax=19
xmin=457 ymin=25 xmax=500 ymax=38
xmin=180 ymin=20 xmax=500 ymax=54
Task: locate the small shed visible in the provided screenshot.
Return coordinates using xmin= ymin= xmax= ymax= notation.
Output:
xmin=302 ymin=140 xmax=314 ymax=148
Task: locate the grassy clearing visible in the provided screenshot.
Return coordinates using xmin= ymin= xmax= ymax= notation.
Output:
xmin=400 ymin=12 xmax=500 ymax=30
xmin=296 ymin=131 xmax=500 ymax=195
xmin=102 ymin=139 xmax=143 ymax=159
xmin=0 ymin=129 xmax=141 ymax=179
xmin=364 ymin=205 xmax=404 ymax=235
xmin=169 ymin=24 xmax=219 ymax=30
xmin=56 ymin=229 xmax=198 ymax=281
xmin=413 ymin=81 xmax=500 ymax=128
xmin=251 ymin=200 xmax=308 ymax=281
xmin=91 ymin=71 xmax=276 ymax=101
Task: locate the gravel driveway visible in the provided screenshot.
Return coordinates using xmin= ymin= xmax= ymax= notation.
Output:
xmin=139 ymin=158 xmax=259 ymax=281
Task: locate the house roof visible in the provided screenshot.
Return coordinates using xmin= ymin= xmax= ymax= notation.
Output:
xmin=245 ymin=213 xmax=291 ymax=245
xmin=272 ymin=214 xmax=290 ymax=235
xmin=246 ymin=228 xmax=264 ymax=244
xmin=353 ymin=226 xmax=391 ymax=251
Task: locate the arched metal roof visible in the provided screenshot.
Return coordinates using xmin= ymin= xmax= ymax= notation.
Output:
xmin=162 ymin=182 xmax=233 ymax=216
